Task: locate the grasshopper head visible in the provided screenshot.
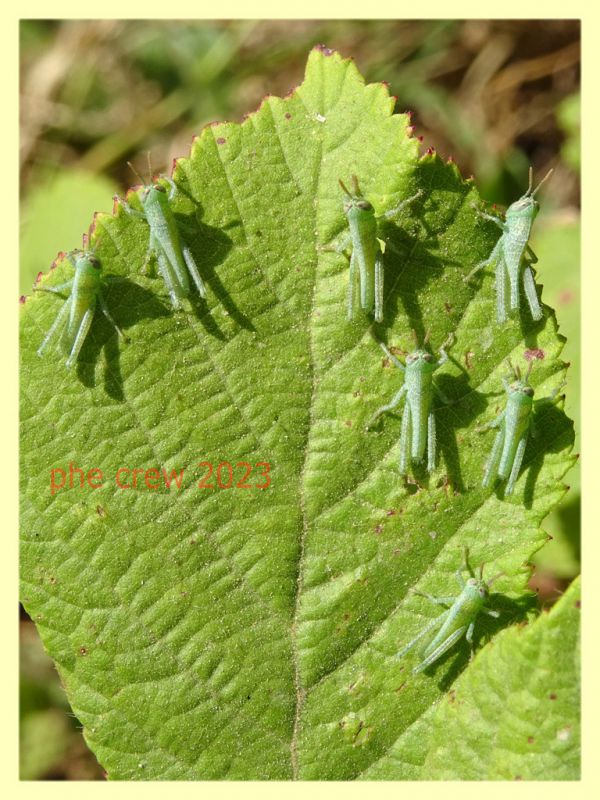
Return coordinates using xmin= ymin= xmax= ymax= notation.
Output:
xmin=339 ymin=176 xmax=374 ymax=217
xmin=406 ymin=348 xmax=434 ymax=365
xmin=466 ymin=576 xmax=489 ymax=600
xmin=505 ymin=167 xmax=553 ymax=221
xmin=509 ymin=379 xmax=535 ymax=397
xmin=142 ymin=183 xmax=167 ymax=201
xmin=74 ymin=250 xmax=103 ymax=277
xmin=405 ymin=348 xmax=437 ymax=371
xmin=506 ymin=358 xmax=535 ymax=397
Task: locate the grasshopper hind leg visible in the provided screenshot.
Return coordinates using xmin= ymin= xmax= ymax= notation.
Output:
xmin=427 ymin=409 xmax=436 ymax=472
xmin=65 ymin=307 xmax=95 ymax=368
xmin=482 ymin=427 xmax=505 ymax=489
xmin=399 ymin=401 xmax=411 ymax=474
xmin=374 ymin=253 xmax=384 ymax=323
xmin=523 ymin=264 xmax=543 ymax=321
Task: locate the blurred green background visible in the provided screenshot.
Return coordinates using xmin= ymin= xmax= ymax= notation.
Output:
xmin=19 ymin=19 xmax=580 ymax=780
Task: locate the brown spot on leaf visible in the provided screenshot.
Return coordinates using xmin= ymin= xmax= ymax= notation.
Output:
xmin=524 ymin=348 xmax=545 ymax=362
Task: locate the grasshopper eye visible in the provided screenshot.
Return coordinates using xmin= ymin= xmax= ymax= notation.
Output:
xmin=155 ymin=184 xmax=167 ymax=193
xmin=89 ymin=257 xmax=101 ymax=269
xmin=357 ymin=200 xmax=372 ymax=211
xmin=422 ymin=353 xmax=433 ymax=362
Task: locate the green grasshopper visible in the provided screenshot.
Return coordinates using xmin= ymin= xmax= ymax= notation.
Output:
xmin=366 ymin=333 xmax=451 ymax=474
xmin=116 ymin=160 xmax=206 ymax=309
xmin=465 ymin=167 xmax=553 ymax=324
xmin=398 ymin=549 xmax=502 ymax=674
xmin=478 ymin=358 xmax=564 ymax=496
xmin=34 ymin=246 xmax=127 ymax=368
xmin=324 ymin=175 xmax=422 ymax=323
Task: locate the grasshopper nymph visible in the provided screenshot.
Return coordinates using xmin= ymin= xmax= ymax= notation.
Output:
xmin=116 ymin=158 xmax=206 ymax=309
xmin=324 ymin=175 xmax=422 ymax=323
xmin=465 ymin=167 xmax=553 ymax=324
xmin=478 ymin=358 xmax=564 ymax=495
xmin=366 ymin=332 xmax=452 ymax=474
xmin=398 ymin=548 xmax=502 ymax=674
xmin=34 ymin=246 xmax=127 ymax=368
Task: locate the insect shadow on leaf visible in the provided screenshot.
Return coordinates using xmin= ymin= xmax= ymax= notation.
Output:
xmin=381 ymin=157 xmax=475 ymax=338
xmin=168 ymin=173 xmax=256 ymax=335
xmin=522 ymin=388 xmax=574 ymax=510
xmin=75 ymin=276 xmax=171 ymax=401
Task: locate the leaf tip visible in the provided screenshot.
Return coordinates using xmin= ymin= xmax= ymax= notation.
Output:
xmin=312 ymin=44 xmax=337 ymax=57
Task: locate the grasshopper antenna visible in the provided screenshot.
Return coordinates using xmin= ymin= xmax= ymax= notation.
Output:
xmin=127 ymin=161 xmax=145 ymax=186
xmin=531 ymin=168 xmax=554 ymax=198
xmin=339 ymin=178 xmax=352 ymax=197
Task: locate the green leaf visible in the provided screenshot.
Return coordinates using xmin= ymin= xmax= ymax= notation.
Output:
xmin=363 ymin=576 xmax=580 ymax=780
xmin=20 ymin=47 xmax=576 ymax=780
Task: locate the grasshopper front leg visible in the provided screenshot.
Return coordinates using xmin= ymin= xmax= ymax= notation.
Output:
xmin=380 ymin=189 xmax=423 ymax=221
xmin=34 ymin=280 xmax=74 ymax=296
xmin=366 ymin=384 xmax=407 ymax=430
